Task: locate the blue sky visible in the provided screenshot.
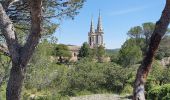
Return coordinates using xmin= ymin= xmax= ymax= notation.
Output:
xmin=55 ymin=0 xmax=166 ymax=49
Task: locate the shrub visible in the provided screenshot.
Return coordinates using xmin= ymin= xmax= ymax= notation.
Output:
xmin=162 ymin=93 xmax=170 ymax=100
xmin=121 ymin=84 xmax=133 ymax=95
xmin=0 ymin=84 xmax=6 ymax=100
xmin=159 ymin=84 xmax=170 ymax=98
xmin=148 ymin=86 xmax=161 ymax=100
xmin=148 ymin=84 xmax=170 ymax=100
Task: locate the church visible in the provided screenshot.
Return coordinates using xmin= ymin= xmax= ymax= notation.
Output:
xmin=68 ymin=12 xmax=105 ymax=62
xmin=88 ymin=12 xmax=104 ymax=48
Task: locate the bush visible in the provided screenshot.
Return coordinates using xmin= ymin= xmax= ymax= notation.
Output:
xmin=155 ymin=51 xmax=165 ymax=60
xmin=148 ymin=84 xmax=170 ymax=100
xmin=159 ymin=84 xmax=170 ymax=98
xmin=121 ymin=84 xmax=133 ymax=95
xmin=0 ymin=84 xmax=6 ymax=100
xmin=118 ymin=39 xmax=143 ymax=67
xmin=65 ymin=59 xmax=107 ymax=95
xmin=148 ymin=86 xmax=161 ymax=100
xmin=162 ymin=93 xmax=170 ymax=100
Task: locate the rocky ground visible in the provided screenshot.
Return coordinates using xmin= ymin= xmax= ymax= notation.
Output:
xmin=70 ymin=94 xmax=131 ymax=100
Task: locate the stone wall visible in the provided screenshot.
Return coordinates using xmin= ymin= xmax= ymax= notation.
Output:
xmin=67 ymin=45 xmax=81 ymax=62
xmin=161 ymin=57 xmax=170 ymax=67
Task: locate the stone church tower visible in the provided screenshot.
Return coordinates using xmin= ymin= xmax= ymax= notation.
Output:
xmin=88 ymin=12 xmax=104 ymax=48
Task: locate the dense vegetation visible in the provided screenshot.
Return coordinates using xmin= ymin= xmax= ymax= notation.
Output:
xmin=0 ymin=0 xmax=170 ymax=99
xmin=1 ymin=31 xmax=170 ymax=99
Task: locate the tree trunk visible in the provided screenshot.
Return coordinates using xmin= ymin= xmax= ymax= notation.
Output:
xmin=59 ymin=56 xmax=63 ymax=63
xmin=133 ymin=0 xmax=170 ymax=100
xmin=6 ymin=62 xmax=26 ymax=100
xmin=0 ymin=0 xmax=42 ymax=100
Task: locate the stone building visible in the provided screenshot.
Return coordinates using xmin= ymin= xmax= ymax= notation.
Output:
xmin=67 ymin=12 xmax=105 ymax=62
xmin=88 ymin=12 xmax=104 ymax=48
xmin=67 ymin=45 xmax=81 ymax=62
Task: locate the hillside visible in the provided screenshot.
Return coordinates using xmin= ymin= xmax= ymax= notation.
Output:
xmin=106 ymin=49 xmax=120 ymax=55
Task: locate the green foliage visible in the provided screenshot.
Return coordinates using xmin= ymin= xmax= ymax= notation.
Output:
xmin=148 ymin=85 xmax=161 ymax=100
xmin=148 ymin=84 xmax=170 ymax=100
xmin=105 ymin=49 xmax=119 ymax=63
xmin=65 ymin=58 xmax=106 ymax=95
xmin=127 ymin=22 xmax=154 ymax=53
xmin=118 ymin=39 xmax=143 ymax=67
xmin=161 ymin=67 xmax=170 ymax=84
xmin=156 ymin=36 xmax=170 ymax=59
xmin=160 ymin=84 xmax=170 ymax=98
xmin=0 ymin=84 xmax=6 ymax=100
xmin=121 ymin=84 xmax=133 ymax=95
xmin=78 ymin=42 xmax=92 ymax=58
xmin=127 ymin=23 xmax=170 ymax=59
xmin=53 ymin=44 xmax=71 ymax=63
xmin=110 ymin=53 xmax=118 ymax=63
xmin=57 ymin=58 xmax=137 ymax=96
xmin=146 ymin=60 xmax=170 ymax=96
xmin=103 ymin=65 xmax=137 ymax=93
xmin=2 ymin=0 xmax=86 ymax=43
xmin=0 ymin=53 xmax=11 ymax=87
xmin=127 ymin=26 xmax=143 ymax=38
xmin=155 ymin=51 xmax=165 ymax=60
xmin=54 ymin=44 xmax=71 ymax=57
xmin=162 ymin=93 xmax=170 ymax=100
xmin=24 ymin=41 xmax=70 ymax=99
xmin=142 ymin=22 xmax=155 ymax=41
xmin=148 ymin=60 xmax=164 ymax=84
xmin=148 ymin=61 xmax=170 ymax=86
xmin=106 ymin=49 xmax=119 ymax=55
xmin=97 ymin=45 xmax=105 ymax=57
xmin=127 ymin=22 xmax=155 ymax=43
xmin=96 ymin=45 xmax=106 ymax=62
xmin=78 ymin=42 xmax=106 ymax=62
xmin=3 ymin=36 xmax=169 ymax=99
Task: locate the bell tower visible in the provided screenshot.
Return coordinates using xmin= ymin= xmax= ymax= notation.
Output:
xmin=88 ymin=17 xmax=95 ymax=48
xmin=88 ymin=12 xmax=104 ymax=48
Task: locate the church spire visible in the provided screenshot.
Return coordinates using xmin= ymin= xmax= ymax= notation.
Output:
xmin=90 ymin=16 xmax=95 ymax=33
xmin=97 ymin=11 xmax=103 ymax=32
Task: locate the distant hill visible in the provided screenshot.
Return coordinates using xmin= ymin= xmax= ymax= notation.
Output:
xmin=106 ymin=49 xmax=120 ymax=56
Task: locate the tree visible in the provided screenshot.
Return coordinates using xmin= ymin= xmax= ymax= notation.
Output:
xmin=118 ymin=39 xmax=143 ymax=67
xmin=127 ymin=26 xmax=143 ymax=39
xmin=53 ymin=44 xmax=71 ymax=63
xmin=78 ymin=42 xmax=92 ymax=58
xmin=127 ymin=23 xmax=154 ymax=52
xmin=156 ymin=36 xmax=170 ymax=59
xmin=0 ymin=0 xmax=85 ymax=99
xmin=0 ymin=53 xmax=11 ymax=87
xmin=97 ymin=45 xmax=106 ymax=62
xmin=127 ymin=23 xmax=170 ymax=53
xmin=0 ymin=1 xmax=42 ymax=99
xmin=161 ymin=67 xmax=170 ymax=85
xmin=133 ymin=0 xmax=170 ymax=99
xmin=24 ymin=41 xmax=69 ymax=95
xmin=142 ymin=22 xmax=155 ymax=45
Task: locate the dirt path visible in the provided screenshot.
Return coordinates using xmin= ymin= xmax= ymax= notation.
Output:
xmin=70 ymin=94 xmax=131 ymax=100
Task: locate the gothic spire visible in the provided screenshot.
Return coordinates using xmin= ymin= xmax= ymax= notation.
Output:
xmin=90 ymin=16 xmax=95 ymax=33
xmin=97 ymin=11 xmax=103 ymax=32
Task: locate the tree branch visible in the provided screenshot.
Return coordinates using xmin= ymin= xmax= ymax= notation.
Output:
xmin=1 ymin=0 xmax=18 ymax=10
xmin=21 ymin=0 xmax=42 ymax=67
xmin=0 ymin=3 xmax=20 ymax=63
